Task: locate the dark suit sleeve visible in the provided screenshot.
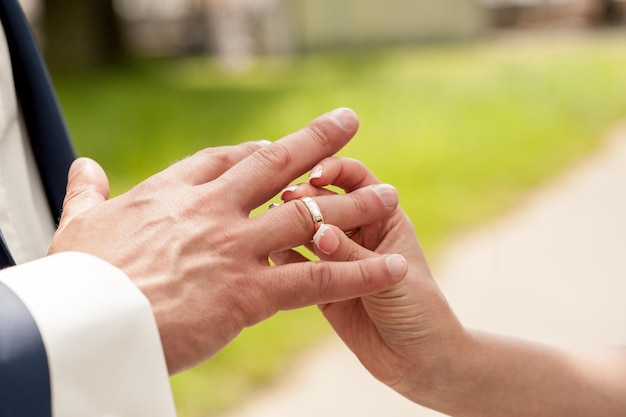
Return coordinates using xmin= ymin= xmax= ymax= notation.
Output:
xmin=0 ymin=281 xmax=51 ymax=417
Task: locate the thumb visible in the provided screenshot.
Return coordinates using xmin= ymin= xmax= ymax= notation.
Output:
xmin=58 ymin=157 xmax=109 ymax=228
xmin=313 ymin=224 xmax=376 ymax=261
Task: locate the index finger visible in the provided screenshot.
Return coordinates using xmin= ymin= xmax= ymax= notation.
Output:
xmin=219 ymin=108 xmax=359 ymax=211
xmin=309 ymin=157 xmax=381 ymax=193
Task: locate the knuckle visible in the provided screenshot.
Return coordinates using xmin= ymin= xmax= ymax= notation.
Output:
xmin=341 ymin=241 xmax=366 ymax=263
xmin=231 ymin=276 xmax=269 ymax=327
xmin=350 ymin=193 xmax=370 ymax=216
xmin=357 ymin=261 xmax=375 ymax=288
xmin=241 ymin=141 xmax=265 ymax=154
xmin=306 ymin=122 xmax=333 ymax=150
xmin=253 ymin=143 xmax=292 ymax=173
xmin=194 ymin=148 xmax=231 ymax=171
xmin=63 ymin=184 xmax=88 ymax=204
xmin=63 ymin=184 xmax=103 ymax=209
xmin=295 ymin=199 xmax=316 ymax=230
xmin=283 ymin=199 xmax=316 ymax=235
xmin=314 ymin=261 xmax=335 ymax=296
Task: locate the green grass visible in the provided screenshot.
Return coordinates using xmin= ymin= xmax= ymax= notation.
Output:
xmin=54 ymin=31 xmax=626 ymax=417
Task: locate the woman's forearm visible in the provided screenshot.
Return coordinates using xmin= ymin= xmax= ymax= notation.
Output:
xmin=412 ymin=329 xmax=626 ymax=417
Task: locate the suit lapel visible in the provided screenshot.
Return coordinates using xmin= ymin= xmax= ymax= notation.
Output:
xmin=0 ymin=230 xmax=15 ymax=269
xmin=0 ymin=0 xmax=75 ymax=223
xmin=0 ymin=0 xmax=76 ymax=268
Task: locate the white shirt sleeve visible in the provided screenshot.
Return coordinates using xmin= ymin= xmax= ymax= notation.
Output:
xmin=0 ymin=252 xmax=177 ymax=417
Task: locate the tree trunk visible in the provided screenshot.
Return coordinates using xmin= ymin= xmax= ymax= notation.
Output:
xmin=41 ymin=0 xmax=125 ymax=72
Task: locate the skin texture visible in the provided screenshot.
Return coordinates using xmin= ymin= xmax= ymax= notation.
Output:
xmin=278 ymin=156 xmax=626 ymax=417
xmin=48 ymin=108 xmax=408 ymax=374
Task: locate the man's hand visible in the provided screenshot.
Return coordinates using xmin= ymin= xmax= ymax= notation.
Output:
xmin=49 ymin=108 xmax=408 ymax=374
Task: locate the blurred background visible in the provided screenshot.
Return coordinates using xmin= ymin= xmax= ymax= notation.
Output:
xmin=19 ymin=0 xmax=626 ymax=416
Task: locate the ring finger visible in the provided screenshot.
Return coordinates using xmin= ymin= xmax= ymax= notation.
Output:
xmin=249 ymin=184 xmax=398 ymax=253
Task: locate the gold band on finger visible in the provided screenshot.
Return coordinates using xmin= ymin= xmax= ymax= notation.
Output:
xmin=300 ymin=196 xmax=324 ymax=232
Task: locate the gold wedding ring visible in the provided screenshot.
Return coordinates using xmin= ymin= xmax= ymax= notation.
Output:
xmin=300 ymin=197 xmax=324 ymax=232
xmin=272 ymin=197 xmax=357 ymax=238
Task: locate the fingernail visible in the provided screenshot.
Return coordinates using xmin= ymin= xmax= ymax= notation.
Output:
xmin=327 ymin=107 xmax=357 ymax=131
xmin=309 ymin=165 xmax=323 ymax=181
xmin=280 ymin=184 xmax=299 ymax=200
xmin=313 ymin=224 xmax=340 ymax=255
xmin=372 ymin=184 xmax=398 ymax=208
xmin=385 ymin=254 xmax=407 ymax=280
xmin=257 ymin=139 xmax=272 ymax=146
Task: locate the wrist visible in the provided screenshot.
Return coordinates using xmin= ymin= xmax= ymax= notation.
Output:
xmin=392 ymin=306 xmax=471 ymax=407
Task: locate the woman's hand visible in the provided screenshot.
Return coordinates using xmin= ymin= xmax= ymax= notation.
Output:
xmin=278 ymin=156 xmax=626 ymax=417
xmin=277 ymin=156 xmax=464 ymax=401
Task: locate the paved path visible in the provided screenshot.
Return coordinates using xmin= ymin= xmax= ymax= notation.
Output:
xmin=218 ymin=124 xmax=626 ymax=417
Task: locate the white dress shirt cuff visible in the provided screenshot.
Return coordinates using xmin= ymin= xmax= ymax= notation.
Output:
xmin=0 ymin=252 xmax=177 ymax=417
